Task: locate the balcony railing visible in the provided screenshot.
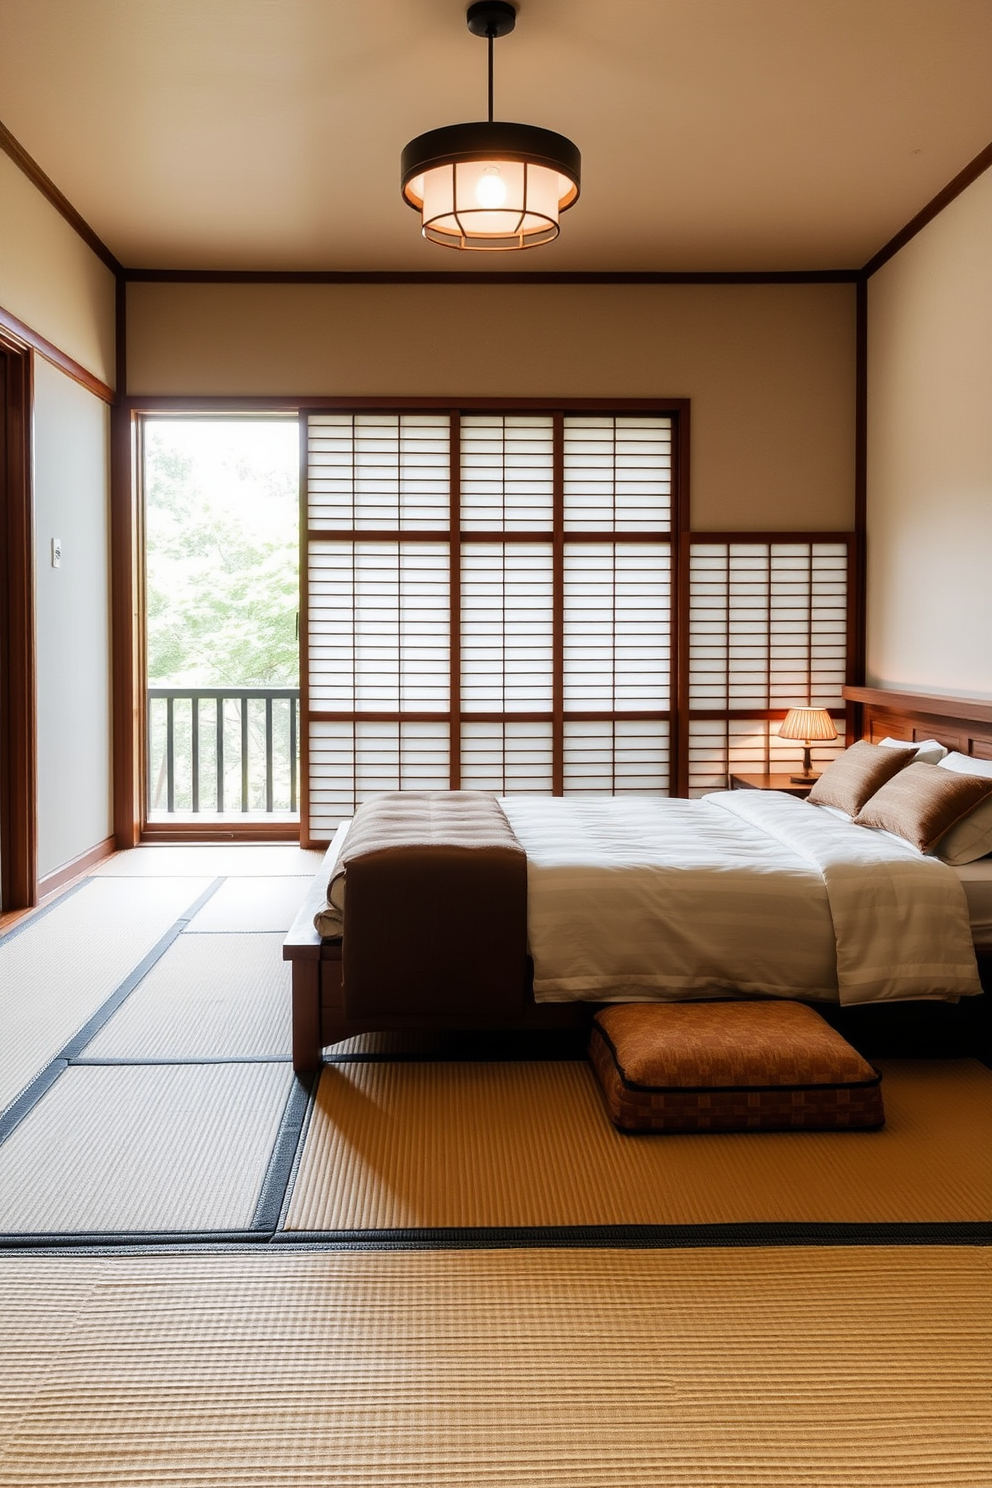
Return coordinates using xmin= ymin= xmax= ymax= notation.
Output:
xmin=147 ymin=687 xmax=300 ymax=817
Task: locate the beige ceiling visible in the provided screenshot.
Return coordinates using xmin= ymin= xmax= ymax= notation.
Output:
xmin=1 ymin=0 xmax=991 ymax=272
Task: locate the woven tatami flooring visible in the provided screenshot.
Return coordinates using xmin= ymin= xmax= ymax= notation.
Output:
xmin=1 ymin=844 xmax=989 ymax=1484
xmin=0 ymin=848 xmax=320 ymax=1241
xmin=2 ymin=1246 xmax=990 ymax=1487
xmin=2 ymin=843 xmax=991 ymax=1243
xmin=286 ymin=1057 xmax=992 ymax=1233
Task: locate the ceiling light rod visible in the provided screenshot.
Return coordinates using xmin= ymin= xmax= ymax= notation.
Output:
xmin=400 ymin=0 xmax=581 ymax=251
xmin=466 ymin=0 xmax=515 ymax=123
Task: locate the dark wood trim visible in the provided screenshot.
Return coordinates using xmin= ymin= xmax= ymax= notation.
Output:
xmin=844 ymin=686 xmax=992 ymax=767
xmin=690 ymin=707 xmax=844 ymax=723
xmin=843 ymin=686 xmax=992 ymax=728
xmin=862 ymin=139 xmax=992 ymax=279
xmin=686 ymin=529 xmax=854 ymax=544
xmin=298 ymin=413 xmax=312 ymax=846
xmin=0 ymin=118 xmax=123 ymax=277
xmin=851 ymin=273 xmax=868 ymax=727
xmin=307 ymin=709 xmax=672 ymax=724
xmin=551 ymin=413 xmax=565 ymax=795
xmin=115 ymin=273 xmax=127 ymax=400
xmin=448 ymin=415 xmax=462 ymax=792
xmin=111 ymin=405 xmax=142 ymax=848
xmin=306 ymin=528 xmax=673 ymax=544
xmin=36 ymin=835 xmax=115 ymax=899
xmin=0 ymin=303 xmax=115 ymax=404
xmin=0 ymin=337 xmax=37 ymax=908
xmin=129 ymin=396 xmax=694 ymax=414
xmin=141 ymin=820 xmax=301 ymax=843
xmin=673 ymin=407 xmax=691 ymax=797
xmin=124 ymin=268 xmax=860 ymax=285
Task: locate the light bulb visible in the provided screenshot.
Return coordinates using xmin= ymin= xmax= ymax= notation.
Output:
xmin=475 ymin=167 xmax=507 ymax=209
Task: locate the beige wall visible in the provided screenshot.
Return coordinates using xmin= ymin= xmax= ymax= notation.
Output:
xmin=0 ymin=151 xmax=116 ymax=388
xmin=33 ymin=358 xmax=113 ymax=879
xmin=127 ymin=280 xmax=856 ymax=531
xmin=866 ymin=168 xmax=992 ymax=700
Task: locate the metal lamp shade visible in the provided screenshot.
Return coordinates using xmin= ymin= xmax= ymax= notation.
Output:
xmin=402 ymin=121 xmax=580 ymax=251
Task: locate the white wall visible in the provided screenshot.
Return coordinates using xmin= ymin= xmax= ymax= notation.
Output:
xmin=128 ymin=279 xmax=857 ymax=531
xmin=866 ymin=167 xmax=992 ymax=699
xmin=1 ymin=148 xmax=116 ymax=885
xmin=33 ymin=358 xmax=113 ymax=878
xmin=0 ymin=150 xmax=116 ymax=388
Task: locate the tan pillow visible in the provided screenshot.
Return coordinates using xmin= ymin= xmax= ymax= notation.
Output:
xmin=933 ymin=754 xmax=992 ymax=863
xmin=807 ymin=740 xmax=915 ymax=816
xmin=933 ymin=795 xmax=992 ymax=864
xmin=853 ymin=760 xmax=992 ymax=852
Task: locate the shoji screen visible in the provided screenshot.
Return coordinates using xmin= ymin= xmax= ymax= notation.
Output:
xmin=305 ymin=411 xmax=674 ymax=839
xmin=686 ymin=539 xmax=851 ymax=795
xmin=305 ymin=414 xmax=850 ymax=837
xmin=306 ymin=414 xmax=452 ymax=837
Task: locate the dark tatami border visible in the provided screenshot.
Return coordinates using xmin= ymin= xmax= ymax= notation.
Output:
xmin=3 ymin=1221 xmax=988 ymax=1255
xmin=0 ymin=877 xmax=225 ymax=1141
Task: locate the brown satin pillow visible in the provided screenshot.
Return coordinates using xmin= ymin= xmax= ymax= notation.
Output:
xmin=853 ymin=760 xmax=992 ymax=852
xmin=807 ymin=739 xmax=915 ymax=816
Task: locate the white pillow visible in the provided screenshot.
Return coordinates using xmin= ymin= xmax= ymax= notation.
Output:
xmin=931 ymin=752 xmax=992 ymax=863
xmin=812 ymin=802 xmax=853 ymax=822
xmin=937 ymin=750 xmax=992 ymax=778
xmin=878 ymin=736 xmax=948 ymax=764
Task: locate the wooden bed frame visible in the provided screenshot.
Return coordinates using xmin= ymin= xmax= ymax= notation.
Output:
xmin=285 ymin=686 xmax=992 ymax=1072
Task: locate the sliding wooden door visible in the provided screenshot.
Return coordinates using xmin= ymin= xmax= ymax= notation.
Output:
xmin=0 ymin=335 xmax=36 ymax=908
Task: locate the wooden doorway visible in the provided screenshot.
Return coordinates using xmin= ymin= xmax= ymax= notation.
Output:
xmin=0 ymin=335 xmax=36 ymax=910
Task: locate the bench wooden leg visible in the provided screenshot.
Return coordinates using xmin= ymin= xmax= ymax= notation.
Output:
xmin=292 ymin=961 xmax=324 ymax=1073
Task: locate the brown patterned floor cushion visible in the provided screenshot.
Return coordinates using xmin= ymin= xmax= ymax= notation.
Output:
xmin=589 ymin=1002 xmax=884 ymax=1133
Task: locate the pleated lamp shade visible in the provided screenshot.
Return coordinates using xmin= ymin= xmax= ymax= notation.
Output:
xmin=779 ymin=707 xmax=839 ymax=783
xmin=779 ymin=708 xmax=839 ymax=744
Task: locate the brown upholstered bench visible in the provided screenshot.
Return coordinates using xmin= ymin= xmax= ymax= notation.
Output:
xmin=589 ymin=1001 xmax=884 ymax=1133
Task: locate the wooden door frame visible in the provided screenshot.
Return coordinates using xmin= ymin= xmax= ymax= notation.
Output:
xmin=0 ymin=334 xmax=37 ymax=908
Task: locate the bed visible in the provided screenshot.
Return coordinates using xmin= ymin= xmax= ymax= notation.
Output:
xmin=285 ymin=687 xmax=992 ymax=1071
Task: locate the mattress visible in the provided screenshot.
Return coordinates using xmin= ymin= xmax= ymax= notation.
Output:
xmin=500 ymin=791 xmax=981 ymax=1007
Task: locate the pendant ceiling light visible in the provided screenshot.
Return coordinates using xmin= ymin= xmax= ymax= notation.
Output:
xmin=401 ymin=0 xmax=580 ymax=251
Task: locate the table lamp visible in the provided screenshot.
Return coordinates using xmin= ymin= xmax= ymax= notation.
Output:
xmin=779 ymin=707 xmax=838 ymax=784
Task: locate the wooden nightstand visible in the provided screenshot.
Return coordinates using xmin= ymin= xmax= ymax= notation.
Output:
xmin=729 ymin=772 xmax=815 ymax=799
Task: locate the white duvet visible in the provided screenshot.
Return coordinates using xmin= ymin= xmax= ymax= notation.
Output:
xmin=499 ymin=791 xmax=982 ymax=1007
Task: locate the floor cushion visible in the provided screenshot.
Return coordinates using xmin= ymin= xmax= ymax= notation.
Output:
xmin=589 ymin=1001 xmax=884 ymax=1133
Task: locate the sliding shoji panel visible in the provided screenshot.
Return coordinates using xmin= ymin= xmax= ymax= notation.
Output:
xmin=460 ymin=414 xmax=554 ymax=532
xmin=308 ymin=412 xmax=449 ymax=529
xmin=308 ymin=721 xmax=450 ymax=837
xmin=563 ymin=415 xmax=672 ymax=531
xmin=306 ymin=414 xmax=451 ymax=836
xmin=306 ymin=409 xmax=676 ymax=837
xmin=308 ymin=542 xmax=450 ymax=712
xmin=458 ymin=416 xmax=556 ymax=792
xmin=561 ymin=415 xmax=673 ymax=794
xmin=687 ymin=540 xmax=850 ymax=795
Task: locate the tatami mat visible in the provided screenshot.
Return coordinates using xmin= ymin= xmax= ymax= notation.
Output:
xmin=183 ymin=875 xmax=313 ymax=933
xmin=286 ymin=1058 xmax=992 ymax=1231
xmin=93 ymin=845 xmax=324 ymax=877
xmin=82 ymin=934 xmax=291 ymax=1060
xmin=325 ymin=1028 xmax=589 ymax=1060
xmin=0 ymin=1062 xmax=295 ymax=1235
xmin=1 ymin=1246 xmax=988 ymax=1486
xmin=0 ymin=877 xmax=215 ymax=1116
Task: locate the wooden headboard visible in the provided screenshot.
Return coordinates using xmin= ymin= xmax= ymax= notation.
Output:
xmin=844 ymin=687 xmax=992 ymax=762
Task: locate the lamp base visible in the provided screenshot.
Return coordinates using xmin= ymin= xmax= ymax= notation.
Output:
xmin=790 ymin=773 xmax=821 ymax=785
